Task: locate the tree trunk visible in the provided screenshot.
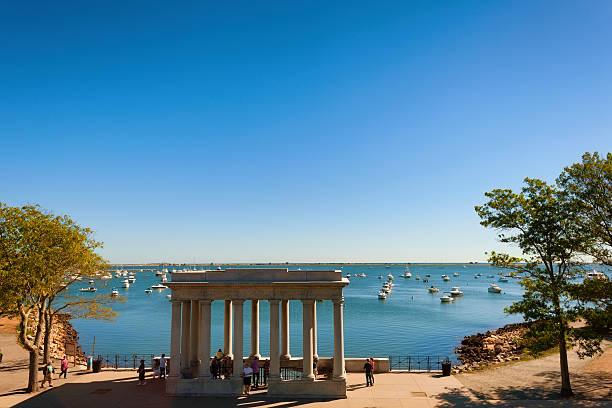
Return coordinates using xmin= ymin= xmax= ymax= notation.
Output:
xmin=558 ymin=325 xmax=573 ymax=398
xmin=43 ymin=312 xmax=52 ymax=363
xmin=27 ymin=350 xmax=40 ymax=393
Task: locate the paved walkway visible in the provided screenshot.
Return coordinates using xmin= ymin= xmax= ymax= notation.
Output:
xmin=1 ymin=328 xmax=611 ymax=407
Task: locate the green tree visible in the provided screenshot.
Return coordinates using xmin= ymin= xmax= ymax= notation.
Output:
xmin=0 ymin=203 xmax=114 ymax=392
xmin=475 ymin=178 xmax=599 ymax=398
xmin=558 ymin=152 xmax=612 ymax=265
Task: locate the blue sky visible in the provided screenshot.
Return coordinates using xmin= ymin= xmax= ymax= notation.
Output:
xmin=1 ymin=1 xmax=611 ymax=263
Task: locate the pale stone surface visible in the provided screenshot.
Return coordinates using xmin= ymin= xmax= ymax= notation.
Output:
xmin=166 ymin=268 xmax=349 ymax=397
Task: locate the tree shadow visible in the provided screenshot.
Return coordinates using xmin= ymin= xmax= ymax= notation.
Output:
xmin=434 ymin=372 xmax=612 ymax=408
xmin=11 ymin=376 xmax=328 ymax=408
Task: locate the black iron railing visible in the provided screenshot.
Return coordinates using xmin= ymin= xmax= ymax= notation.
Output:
xmin=280 ymin=367 xmax=302 ymax=380
xmin=96 ymin=354 xmax=160 ymax=369
xmin=388 ymin=355 xmax=451 ymax=372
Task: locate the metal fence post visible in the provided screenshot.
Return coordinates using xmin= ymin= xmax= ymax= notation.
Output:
xmin=115 ymin=355 xmax=118 ymax=369
xmin=408 ymin=356 xmax=411 ymax=372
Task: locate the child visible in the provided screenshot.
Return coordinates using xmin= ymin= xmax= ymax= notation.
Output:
xmin=41 ymin=361 xmax=54 ymax=388
xmin=136 ymin=359 xmax=146 ymax=385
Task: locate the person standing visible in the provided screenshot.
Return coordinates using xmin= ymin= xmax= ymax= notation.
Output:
xmin=262 ymin=360 xmax=270 ymax=387
xmin=369 ymin=357 xmax=375 ymax=386
xmin=159 ymin=354 xmax=167 ymax=379
xmin=364 ymin=359 xmax=373 ymax=387
xmin=250 ymin=357 xmax=260 ymax=389
xmin=215 ymin=348 xmax=224 ymax=359
xmin=136 ymin=359 xmax=146 ymax=385
xmin=242 ymin=362 xmax=253 ymax=395
xmin=60 ymin=356 xmax=69 ymax=379
xmin=211 ymin=358 xmax=220 ymax=379
xmin=41 ymin=361 xmax=54 ymax=388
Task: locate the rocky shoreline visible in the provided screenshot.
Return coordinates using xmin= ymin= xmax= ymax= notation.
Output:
xmin=453 ymin=322 xmax=528 ymax=373
xmin=25 ymin=313 xmax=87 ymax=365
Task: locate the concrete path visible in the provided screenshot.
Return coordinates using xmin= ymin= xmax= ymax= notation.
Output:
xmin=2 ymin=328 xmax=611 ymax=408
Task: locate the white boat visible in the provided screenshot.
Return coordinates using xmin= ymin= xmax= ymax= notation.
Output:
xmin=402 ymin=271 xmax=412 ymax=278
xmin=79 ymin=287 xmax=97 ymax=292
xmin=488 ymin=284 xmax=502 ymax=293
xmin=152 ymin=283 xmax=168 ymax=290
xmin=101 ymin=273 xmax=112 ymax=280
xmin=443 ymin=275 xmax=450 ymax=281
xmin=586 ymin=270 xmax=607 ymax=280
xmin=111 ymin=288 xmax=119 ymax=296
xmin=155 ymin=271 xmax=164 ymax=276
xmin=449 ymin=287 xmax=463 ymax=296
xmin=474 ymin=274 xmax=480 ymax=279
xmin=387 ymin=274 xmax=394 ymax=280
xmin=144 ymin=289 xmax=152 ymax=293
xmin=162 ymin=268 xmax=169 ymax=273
xmin=498 ymin=277 xmax=508 ymax=283
xmin=359 ymin=273 xmax=366 ymax=277
xmin=161 ymin=275 xmax=168 ymax=283
xmin=166 ymin=294 xmax=172 ymax=299
xmin=487 ymin=275 xmax=494 ymax=278
xmin=121 ymin=279 xmax=130 ymax=288
xmin=453 ymin=272 xmax=460 ymax=277
xmin=415 ymin=275 xmax=420 ymax=280
xmin=428 ymin=286 xmax=440 ymax=293
xmin=440 ymin=294 xmax=454 ymax=303
xmin=378 ymin=291 xmax=387 ymax=300
xmin=378 ymin=275 xmax=383 ymax=279
xmin=88 ymin=280 xmax=94 ymax=285
xmin=128 ymin=276 xmax=136 ymax=283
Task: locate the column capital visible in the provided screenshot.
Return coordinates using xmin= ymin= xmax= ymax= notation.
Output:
xmin=170 ymin=299 xmax=182 ymax=305
xmin=301 ymin=299 xmax=315 ymax=305
xmin=332 ymin=297 xmax=345 ymax=305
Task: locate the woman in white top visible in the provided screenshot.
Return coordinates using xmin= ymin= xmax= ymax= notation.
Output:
xmin=243 ymin=362 xmax=253 ymax=395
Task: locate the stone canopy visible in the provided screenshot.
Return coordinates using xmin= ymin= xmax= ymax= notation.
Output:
xmin=165 ymin=268 xmax=349 ymax=398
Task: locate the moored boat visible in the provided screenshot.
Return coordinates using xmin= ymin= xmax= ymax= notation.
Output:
xmin=449 ymin=286 xmax=463 ymax=296
xmin=440 ymin=294 xmax=454 ymax=303
xmin=488 ymin=284 xmax=502 ymax=293
xmin=428 ymin=286 xmax=440 ymax=293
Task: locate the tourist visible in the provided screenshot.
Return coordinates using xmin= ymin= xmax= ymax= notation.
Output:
xmin=159 ymin=353 xmax=167 ymax=379
xmin=369 ymin=357 xmax=375 ymax=385
xmin=313 ymin=356 xmax=318 ymax=377
xmin=40 ymin=361 xmax=54 ymax=388
xmin=251 ymin=356 xmax=260 ymax=388
xmin=211 ymin=357 xmax=220 ymax=379
xmin=242 ymin=362 xmax=253 ymax=395
xmin=262 ymin=359 xmax=270 ymax=387
xmin=60 ymin=356 xmax=69 ymax=379
xmin=364 ymin=358 xmax=373 ymax=387
xmin=215 ymin=348 xmax=224 ymax=359
xmin=137 ymin=359 xmax=146 ymax=385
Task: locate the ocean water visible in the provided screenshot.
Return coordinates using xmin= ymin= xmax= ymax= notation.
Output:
xmin=70 ymin=264 xmax=530 ymax=361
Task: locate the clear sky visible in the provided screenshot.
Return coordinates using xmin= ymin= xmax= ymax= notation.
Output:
xmin=1 ymin=1 xmax=611 ymax=264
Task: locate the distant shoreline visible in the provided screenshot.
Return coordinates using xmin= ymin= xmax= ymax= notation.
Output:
xmin=110 ymin=262 xmax=491 ymax=267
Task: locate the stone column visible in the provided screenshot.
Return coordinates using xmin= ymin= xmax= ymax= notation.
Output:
xmin=333 ymin=298 xmax=346 ymax=379
xmin=281 ymin=299 xmax=290 ymax=359
xmin=224 ymin=300 xmax=233 ymax=358
xmin=312 ymin=301 xmax=318 ymax=359
xmin=190 ymin=299 xmax=200 ymax=367
xmin=232 ymin=299 xmax=244 ymax=378
xmin=199 ymin=300 xmax=212 ymax=379
xmin=302 ymin=299 xmax=315 ymax=381
xmin=250 ymin=299 xmax=260 ymax=358
xmin=169 ymin=301 xmax=182 ymax=378
xmin=269 ymin=300 xmax=280 ymax=380
xmin=180 ymin=300 xmax=191 ymax=374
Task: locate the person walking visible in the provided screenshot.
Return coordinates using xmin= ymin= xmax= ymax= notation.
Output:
xmin=242 ymin=362 xmax=253 ymax=395
xmin=159 ymin=354 xmax=167 ymax=379
xmin=136 ymin=359 xmax=146 ymax=385
xmin=262 ymin=360 xmax=270 ymax=387
xmin=41 ymin=361 xmax=54 ymax=388
xmin=250 ymin=357 xmax=260 ymax=389
xmin=364 ymin=358 xmax=373 ymax=387
xmin=60 ymin=356 xmax=69 ymax=379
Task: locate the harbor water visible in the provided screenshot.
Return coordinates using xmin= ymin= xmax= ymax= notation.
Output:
xmin=71 ymin=264 xmax=529 ymax=361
